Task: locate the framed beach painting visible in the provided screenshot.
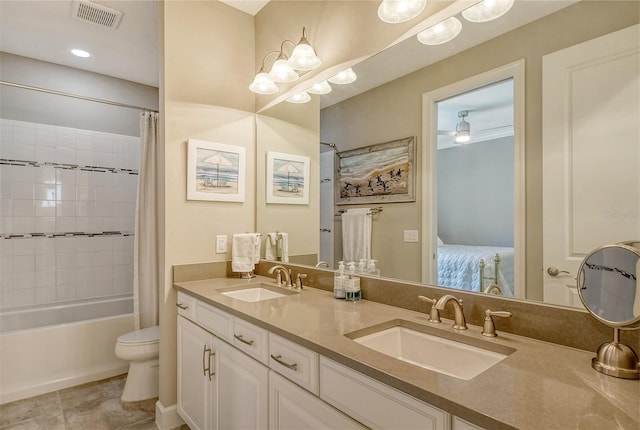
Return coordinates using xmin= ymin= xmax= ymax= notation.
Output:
xmin=266 ymin=151 xmax=310 ymax=205
xmin=187 ymin=138 xmax=246 ymax=202
xmin=336 ymin=136 xmax=415 ymax=205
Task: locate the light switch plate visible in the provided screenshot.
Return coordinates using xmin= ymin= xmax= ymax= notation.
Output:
xmin=216 ymin=235 xmax=227 ymax=253
xmin=403 ymin=230 xmax=419 ymax=243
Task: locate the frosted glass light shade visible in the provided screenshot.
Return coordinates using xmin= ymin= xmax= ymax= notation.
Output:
xmin=287 ymin=91 xmax=312 ymax=104
xmin=328 ymin=68 xmax=357 ymax=85
xmin=378 ymin=0 xmax=426 ymax=24
xmin=307 ymin=80 xmax=332 ymax=95
xmin=289 ymin=43 xmax=321 ymax=71
xmin=455 ymin=118 xmax=471 ymax=143
xmin=417 ymin=17 xmax=462 ymax=45
xmin=249 ymin=72 xmax=279 ymax=94
xmin=269 ymin=57 xmax=299 ymax=83
xmin=461 ymin=0 xmax=515 ymax=23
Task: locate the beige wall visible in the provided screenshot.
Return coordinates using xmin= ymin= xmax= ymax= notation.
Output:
xmin=321 ymin=1 xmax=640 ymax=295
xmin=256 ymin=99 xmax=320 ymax=259
xmin=159 ymin=0 xmax=255 ymax=407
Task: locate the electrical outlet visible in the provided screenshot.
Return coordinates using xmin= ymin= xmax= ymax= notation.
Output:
xmin=216 ymin=235 xmax=227 ymax=253
xmin=403 ymin=230 xmax=419 ymax=243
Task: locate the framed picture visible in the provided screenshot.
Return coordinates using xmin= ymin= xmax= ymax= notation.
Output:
xmin=336 ymin=136 xmax=415 ymax=205
xmin=187 ymin=138 xmax=246 ymax=202
xmin=266 ymin=151 xmax=310 ymax=205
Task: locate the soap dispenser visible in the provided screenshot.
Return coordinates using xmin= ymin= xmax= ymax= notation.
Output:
xmin=367 ymin=259 xmax=380 ymax=277
xmin=334 ymin=261 xmax=346 ymax=299
xmin=344 ymin=262 xmax=361 ymax=302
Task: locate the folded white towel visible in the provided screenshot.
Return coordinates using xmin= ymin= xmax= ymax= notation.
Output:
xmin=232 ymin=233 xmax=259 ymax=273
xmin=341 ymin=208 xmax=371 ymax=262
xmin=254 ymin=235 xmax=261 ymax=264
xmin=280 ymin=232 xmax=289 ymax=263
xmin=265 ymin=233 xmax=278 ymax=260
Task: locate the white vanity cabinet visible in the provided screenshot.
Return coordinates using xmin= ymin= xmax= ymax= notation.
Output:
xmin=269 ymin=370 xmax=365 ymax=430
xmin=177 ymin=315 xmax=216 ymax=430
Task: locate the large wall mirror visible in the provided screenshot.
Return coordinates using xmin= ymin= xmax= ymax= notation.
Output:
xmin=256 ymin=0 xmax=640 ymax=309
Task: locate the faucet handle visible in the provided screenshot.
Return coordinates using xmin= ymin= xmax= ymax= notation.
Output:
xmin=481 ymin=309 xmax=512 ymax=337
xmin=295 ymin=273 xmax=307 ymax=290
xmin=418 ymin=296 xmax=441 ymax=323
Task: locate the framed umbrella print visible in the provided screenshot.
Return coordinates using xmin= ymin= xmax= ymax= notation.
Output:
xmin=187 ymin=138 xmax=246 ymax=202
xmin=266 ymin=151 xmax=310 ymax=205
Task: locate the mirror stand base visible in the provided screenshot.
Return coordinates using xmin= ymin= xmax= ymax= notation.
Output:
xmin=591 ymin=333 xmax=639 ymax=380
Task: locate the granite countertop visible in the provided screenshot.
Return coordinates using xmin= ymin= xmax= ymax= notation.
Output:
xmin=174 ymin=276 xmax=639 ymax=430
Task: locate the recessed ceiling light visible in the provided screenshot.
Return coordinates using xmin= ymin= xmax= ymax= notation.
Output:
xmin=71 ymin=49 xmax=91 ymax=58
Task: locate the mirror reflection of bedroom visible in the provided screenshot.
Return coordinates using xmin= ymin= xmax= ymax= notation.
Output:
xmin=435 ymin=79 xmax=515 ymax=297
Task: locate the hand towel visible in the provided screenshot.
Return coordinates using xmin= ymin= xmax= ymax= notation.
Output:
xmin=253 ymin=235 xmax=261 ymax=264
xmin=279 ymin=232 xmax=289 ymax=263
xmin=341 ymin=208 xmax=372 ymax=262
xmin=232 ymin=233 xmax=259 ymax=273
xmin=265 ymin=233 xmax=278 ymax=260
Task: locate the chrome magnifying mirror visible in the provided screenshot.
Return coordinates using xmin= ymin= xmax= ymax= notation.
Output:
xmin=577 ymin=242 xmax=640 ymax=379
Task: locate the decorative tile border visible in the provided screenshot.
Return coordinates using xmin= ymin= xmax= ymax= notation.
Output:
xmin=0 ymin=158 xmax=138 ymax=175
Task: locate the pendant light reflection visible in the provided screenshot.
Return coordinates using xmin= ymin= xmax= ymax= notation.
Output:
xmin=417 ymin=16 xmax=462 ymax=45
xmin=287 ymin=91 xmax=312 ymax=104
xmin=455 ymin=110 xmax=471 ymax=144
xmin=461 ymin=0 xmax=515 ymax=23
xmin=328 ymin=68 xmax=357 ymax=85
xmin=378 ymin=0 xmax=427 ymax=24
xmin=307 ymin=80 xmax=332 ymax=95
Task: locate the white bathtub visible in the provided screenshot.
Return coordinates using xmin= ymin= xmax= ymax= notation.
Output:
xmin=0 ymin=296 xmax=135 ymax=404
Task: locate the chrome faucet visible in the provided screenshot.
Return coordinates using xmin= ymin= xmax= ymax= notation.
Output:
xmin=434 ymin=294 xmax=468 ymax=330
xmin=267 ymin=265 xmax=292 ymax=287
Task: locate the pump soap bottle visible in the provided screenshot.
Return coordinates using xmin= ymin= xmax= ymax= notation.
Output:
xmin=334 ymin=261 xmax=346 ymax=299
xmin=345 ymin=262 xmax=361 ymax=302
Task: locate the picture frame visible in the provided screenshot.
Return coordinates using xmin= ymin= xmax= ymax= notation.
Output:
xmin=266 ymin=151 xmax=310 ymax=205
xmin=187 ymin=138 xmax=246 ymax=202
xmin=336 ymin=136 xmax=415 ymax=205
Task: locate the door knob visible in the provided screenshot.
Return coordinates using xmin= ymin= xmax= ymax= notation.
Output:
xmin=547 ymin=266 xmax=570 ymax=277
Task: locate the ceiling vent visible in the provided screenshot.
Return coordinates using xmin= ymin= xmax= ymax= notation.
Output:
xmin=72 ymin=1 xmax=123 ymax=29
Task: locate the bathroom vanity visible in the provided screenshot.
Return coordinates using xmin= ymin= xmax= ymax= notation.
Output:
xmin=174 ymin=275 xmax=639 ymax=430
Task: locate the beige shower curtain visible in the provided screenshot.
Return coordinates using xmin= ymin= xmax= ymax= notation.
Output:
xmin=133 ymin=111 xmax=159 ymax=329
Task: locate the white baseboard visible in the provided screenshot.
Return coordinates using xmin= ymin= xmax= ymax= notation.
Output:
xmin=155 ymin=400 xmax=185 ymax=430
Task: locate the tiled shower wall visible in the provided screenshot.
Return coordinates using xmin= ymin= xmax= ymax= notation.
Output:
xmin=0 ymin=119 xmax=140 ymax=310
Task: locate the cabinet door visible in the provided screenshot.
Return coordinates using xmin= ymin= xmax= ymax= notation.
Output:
xmin=177 ymin=316 xmax=217 ymax=430
xmin=269 ymin=371 xmax=365 ymax=430
xmin=216 ymin=337 xmax=269 ymax=430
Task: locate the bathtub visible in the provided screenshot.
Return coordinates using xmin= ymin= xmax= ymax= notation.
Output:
xmin=0 ymin=295 xmax=135 ymax=404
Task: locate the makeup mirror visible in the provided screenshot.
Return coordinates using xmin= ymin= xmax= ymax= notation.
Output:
xmin=577 ymin=243 xmax=640 ymax=379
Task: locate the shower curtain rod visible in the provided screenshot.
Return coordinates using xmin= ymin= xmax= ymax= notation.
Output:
xmin=0 ymin=80 xmax=159 ymax=113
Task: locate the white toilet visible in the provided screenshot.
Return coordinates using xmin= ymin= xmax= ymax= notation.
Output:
xmin=115 ymin=325 xmax=160 ymax=402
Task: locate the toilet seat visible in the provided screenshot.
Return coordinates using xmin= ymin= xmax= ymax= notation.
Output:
xmin=117 ymin=325 xmax=159 ymax=345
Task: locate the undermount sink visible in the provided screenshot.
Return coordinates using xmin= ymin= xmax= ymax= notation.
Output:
xmin=220 ymin=283 xmax=299 ymax=302
xmin=346 ymin=320 xmax=515 ymax=380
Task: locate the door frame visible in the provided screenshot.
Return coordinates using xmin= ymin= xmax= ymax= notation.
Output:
xmin=420 ymin=59 xmax=526 ymax=299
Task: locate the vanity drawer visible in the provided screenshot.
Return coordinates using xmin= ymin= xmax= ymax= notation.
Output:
xmin=232 ymin=317 xmax=269 ymax=364
xmin=319 ymin=357 xmax=448 ymax=430
xmin=176 ymin=291 xmax=196 ymax=321
xmin=195 ymin=299 xmax=233 ymax=342
xmin=269 ymin=333 xmax=319 ymax=395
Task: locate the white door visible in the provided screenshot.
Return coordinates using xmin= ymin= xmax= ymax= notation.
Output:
xmin=543 ymin=24 xmax=640 ymax=307
xmin=319 ymin=150 xmax=335 ymax=266
xmin=217 ymin=337 xmax=269 ymax=430
xmin=177 ymin=316 xmax=217 ymax=430
xmin=269 ymin=371 xmax=365 ymax=430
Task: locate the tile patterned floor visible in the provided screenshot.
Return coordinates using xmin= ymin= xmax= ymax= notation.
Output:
xmin=0 ymin=375 xmax=189 ymax=430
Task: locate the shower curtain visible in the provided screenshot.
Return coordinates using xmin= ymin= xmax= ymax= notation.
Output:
xmin=133 ymin=111 xmax=159 ymax=329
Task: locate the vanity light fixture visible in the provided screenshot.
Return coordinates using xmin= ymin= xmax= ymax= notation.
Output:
xmin=455 ymin=110 xmax=471 ymax=143
xmin=307 ymin=80 xmax=332 ymax=95
xmin=378 ymin=0 xmax=427 ymax=24
xmin=250 ymin=27 xmax=321 ymax=94
xmin=328 ymin=68 xmax=357 ymax=85
xmin=417 ymin=16 xmax=463 ymax=45
xmin=286 ymin=91 xmax=312 ymax=104
xmin=461 ymin=0 xmax=515 ymax=23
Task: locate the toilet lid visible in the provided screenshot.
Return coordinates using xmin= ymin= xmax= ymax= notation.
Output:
xmin=118 ymin=325 xmax=160 ymax=344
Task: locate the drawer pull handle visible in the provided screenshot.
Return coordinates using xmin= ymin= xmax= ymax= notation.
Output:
xmin=203 ymin=345 xmax=211 ymax=376
xmin=234 ymin=334 xmax=255 ymax=346
xmin=176 ymin=303 xmax=189 ymax=310
xmin=270 ymin=354 xmax=298 ymax=371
